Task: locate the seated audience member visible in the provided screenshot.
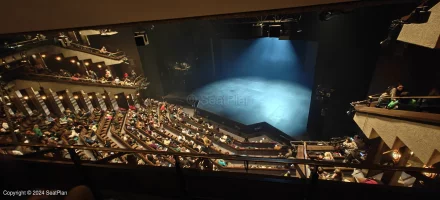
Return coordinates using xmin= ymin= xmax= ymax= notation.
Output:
xmin=317 ymin=167 xmax=329 ymax=180
xmin=331 ymin=168 xmax=343 ymax=181
xmin=353 ymin=135 xmax=365 ymax=150
xmin=202 ymin=135 xmax=211 ymax=147
xmin=33 ymin=125 xmax=43 ymax=137
xmin=323 ymin=152 xmax=334 ymax=161
xmin=343 ymin=137 xmax=358 ymax=154
xmin=220 ymin=135 xmax=227 ymax=143
xmin=316 ymin=154 xmax=324 ymax=161
xmin=100 ymin=46 xmax=107 ymax=53
xmin=285 ymin=148 xmax=294 ymax=158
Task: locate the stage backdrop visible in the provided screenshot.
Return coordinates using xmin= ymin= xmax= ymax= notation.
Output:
xmin=192 ymin=38 xmax=318 ymax=138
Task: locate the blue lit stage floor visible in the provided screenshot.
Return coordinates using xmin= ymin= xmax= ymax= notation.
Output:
xmin=191 ymin=77 xmax=312 ymax=138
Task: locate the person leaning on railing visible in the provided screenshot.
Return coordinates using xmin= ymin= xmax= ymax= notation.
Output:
xmin=376 ymin=83 xmax=409 ymax=109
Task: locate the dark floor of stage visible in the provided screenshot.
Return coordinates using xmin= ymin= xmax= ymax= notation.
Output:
xmin=191 ymin=77 xmax=312 ymax=137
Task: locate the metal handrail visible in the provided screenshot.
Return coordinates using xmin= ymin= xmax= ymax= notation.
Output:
xmin=3 ymin=142 xmax=440 ymax=173
xmin=368 ymin=95 xmax=440 ymax=99
xmin=68 ymin=43 xmax=125 ymax=60
xmin=23 ymin=73 xmax=138 ymax=88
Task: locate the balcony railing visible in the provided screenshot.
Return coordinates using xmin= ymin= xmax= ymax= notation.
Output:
xmin=2 ymin=142 xmax=439 ymax=182
xmin=21 ymin=73 xmax=137 ymax=89
xmin=67 ymin=43 xmax=126 ymax=60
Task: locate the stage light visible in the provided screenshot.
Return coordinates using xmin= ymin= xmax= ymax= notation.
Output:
xmin=2 ymin=59 xmax=5 ymax=64
xmin=59 ymin=96 xmax=63 ymax=100
xmin=56 ymin=56 xmax=62 ymax=61
xmin=74 ymin=95 xmax=78 ymax=99
xmin=88 ymin=96 xmax=93 ymax=99
xmin=126 ymin=95 xmax=130 ymax=98
xmin=41 ymin=96 xmax=47 ymax=100
xmin=41 ymin=54 xmax=46 ymax=58
xmin=85 ymin=62 xmax=89 ymax=66
xmin=32 ymin=54 xmax=37 ymax=59
xmin=70 ymin=59 xmax=76 ymax=63
xmin=98 ymin=64 xmax=102 ymax=68
xmin=114 ymin=95 xmax=118 ymax=99
xmin=23 ymin=96 xmax=29 ymax=100
xmin=102 ymin=96 xmax=106 ymax=99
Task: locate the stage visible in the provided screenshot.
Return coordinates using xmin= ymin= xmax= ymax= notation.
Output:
xmin=190 ymin=77 xmax=312 ymax=138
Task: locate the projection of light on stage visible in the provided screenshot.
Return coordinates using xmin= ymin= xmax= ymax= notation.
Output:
xmin=192 ymin=38 xmax=317 ymax=138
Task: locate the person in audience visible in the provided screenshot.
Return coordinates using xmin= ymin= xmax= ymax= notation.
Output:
xmin=33 ymin=124 xmax=43 ymax=138
xmin=285 ymin=148 xmax=294 ymax=158
xmin=220 ymin=135 xmax=227 ymax=143
xmin=343 ymin=137 xmax=357 ymax=154
xmin=353 ymin=135 xmax=365 ymax=150
xmin=130 ymin=69 xmax=137 ymax=80
xmin=390 ymin=83 xmax=407 ymax=100
xmin=100 ymin=46 xmax=108 ymax=53
xmin=317 ymin=167 xmax=329 ymax=180
xmin=105 ymin=69 xmax=112 ymax=80
xmin=88 ymin=70 xmax=98 ymax=80
xmin=330 ymin=168 xmax=343 ymax=181
xmin=114 ymin=77 xmax=120 ymax=85
xmin=387 ymin=83 xmax=410 ymax=109
xmin=376 ymin=86 xmax=393 ymax=108
xmin=1 ymin=121 xmax=9 ymax=133
xmin=323 ymin=152 xmax=334 ymax=161
xmin=203 ymin=135 xmax=211 ymax=147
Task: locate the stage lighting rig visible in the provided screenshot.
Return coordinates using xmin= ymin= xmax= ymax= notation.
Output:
xmin=315 ymin=85 xmax=334 ymax=102
xmin=315 ymin=85 xmax=334 ymax=116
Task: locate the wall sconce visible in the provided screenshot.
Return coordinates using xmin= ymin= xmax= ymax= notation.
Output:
xmin=23 ymin=96 xmax=29 ymax=100
xmin=56 ymin=56 xmax=62 ymax=61
xmin=32 ymin=54 xmax=37 ymax=59
xmin=85 ymin=62 xmax=89 ymax=66
xmin=70 ymin=59 xmax=76 ymax=63
xmin=392 ymin=150 xmax=401 ymax=163
xmin=59 ymin=96 xmax=63 ymax=100
xmin=136 ymin=93 xmax=140 ymax=96
xmin=41 ymin=54 xmax=46 ymax=58
xmin=114 ymin=95 xmax=118 ymax=99
xmin=41 ymin=96 xmax=47 ymax=100
xmin=97 ymin=64 xmax=102 ymax=68
xmin=88 ymin=96 xmax=93 ymax=99
xmin=1 ymin=59 xmax=5 ymax=64
xmin=74 ymin=95 xmax=78 ymax=99
xmin=102 ymin=95 xmax=106 ymax=99
xmin=126 ymin=95 xmax=130 ymax=98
